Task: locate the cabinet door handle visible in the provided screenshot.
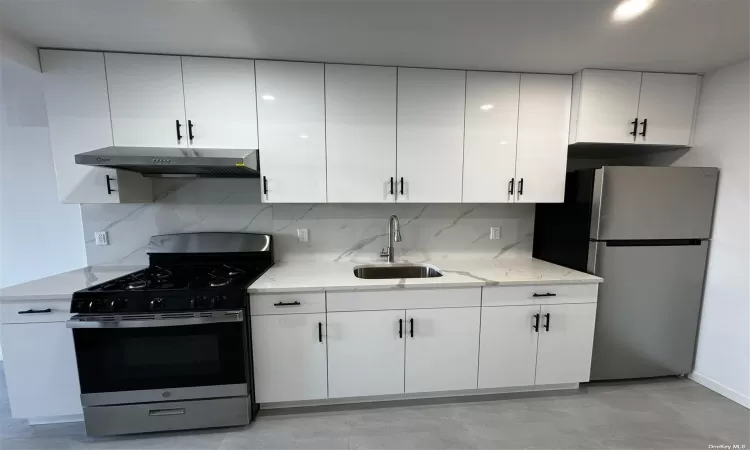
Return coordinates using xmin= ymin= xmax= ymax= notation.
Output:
xmin=630 ymin=118 xmax=639 ymax=137
xmin=318 ymin=322 xmax=323 ymax=343
xmin=175 ymin=120 xmax=183 ymax=142
xmin=18 ymin=308 xmax=52 ymax=315
xmin=399 ymin=318 xmax=403 ymax=339
xmin=532 ymin=313 xmax=540 ymax=332
xmin=273 ymin=301 xmax=300 ymax=307
xmin=544 ymin=313 xmax=551 ymax=331
xmin=409 ymin=318 xmax=414 ymax=338
xmin=639 ymin=118 xmax=648 ymax=137
xmin=532 ymin=293 xmax=557 ymax=298
xmin=188 ymin=120 xmax=195 ymax=141
xmin=399 ymin=177 xmax=404 ymax=196
xmin=389 ymin=177 xmax=394 ymax=195
xmin=263 ymin=176 xmax=268 ymax=195
xmin=518 ymin=178 xmax=524 ymax=196
xmin=105 ymin=175 xmax=117 ymax=195
xmin=508 ymin=178 xmax=514 ymax=196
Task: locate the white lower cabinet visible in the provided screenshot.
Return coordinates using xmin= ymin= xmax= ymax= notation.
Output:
xmin=251 ymin=313 xmax=328 ymax=403
xmin=534 ymin=303 xmax=598 ymax=385
xmin=478 ymin=305 xmax=540 ymax=389
xmin=405 ymin=307 xmax=480 ymax=393
xmin=327 ymin=310 xmax=406 ymax=398
xmin=1 ymin=321 xmax=82 ymax=419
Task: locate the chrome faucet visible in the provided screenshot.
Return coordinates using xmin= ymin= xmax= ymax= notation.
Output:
xmin=380 ymin=215 xmax=402 ymax=263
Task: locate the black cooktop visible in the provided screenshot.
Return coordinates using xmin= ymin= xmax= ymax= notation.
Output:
xmin=72 ymin=232 xmax=274 ymax=315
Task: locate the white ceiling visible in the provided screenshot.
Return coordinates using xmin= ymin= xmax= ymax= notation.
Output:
xmin=1 ymin=0 xmax=748 ymax=74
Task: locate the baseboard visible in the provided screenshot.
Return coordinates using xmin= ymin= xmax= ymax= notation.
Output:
xmin=27 ymin=414 xmax=83 ymax=425
xmin=689 ymin=372 xmax=750 ymax=409
xmin=261 ymin=383 xmax=580 ymax=411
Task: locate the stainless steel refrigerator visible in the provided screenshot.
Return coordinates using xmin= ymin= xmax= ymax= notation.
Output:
xmin=533 ymin=166 xmax=719 ymax=381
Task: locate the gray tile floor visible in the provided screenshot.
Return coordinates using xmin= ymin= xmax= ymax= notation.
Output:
xmin=1 ymin=364 xmax=747 ymax=450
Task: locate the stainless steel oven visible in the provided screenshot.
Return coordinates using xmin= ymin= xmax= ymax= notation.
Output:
xmin=67 ymin=310 xmax=252 ymax=436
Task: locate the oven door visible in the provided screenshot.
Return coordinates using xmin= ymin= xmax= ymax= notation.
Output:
xmin=67 ymin=310 xmax=249 ymax=406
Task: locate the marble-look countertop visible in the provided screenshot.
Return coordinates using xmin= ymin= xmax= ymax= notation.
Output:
xmin=0 ymin=266 xmax=145 ymax=302
xmin=248 ymin=258 xmax=602 ymax=294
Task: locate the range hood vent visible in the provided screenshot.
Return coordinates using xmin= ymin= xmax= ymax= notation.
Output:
xmin=75 ymin=146 xmax=260 ymax=178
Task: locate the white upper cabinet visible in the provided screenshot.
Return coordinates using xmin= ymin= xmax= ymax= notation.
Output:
xmin=570 ymin=69 xmax=700 ymax=146
xmin=570 ymin=69 xmax=642 ymax=145
xmin=105 ymin=53 xmax=187 ymax=148
xmin=181 ymin=57 xmax=258 ymax=149
xmin=256 ymin=61 xmax=327 ymax=203
xmin=462 ymin=72 xmax=520 ymax=203
xmin=325 ymin=64 xmax=397 ymax=203
xmin=514 ymin=74 xmax=572 ymax=204
xmin=396 ymin=68 xmax=466 ymax=203
xmin=40 ymin=50 xmax=152 ymax=204
xmin=636 ymin=73 xmax=700 ymax=146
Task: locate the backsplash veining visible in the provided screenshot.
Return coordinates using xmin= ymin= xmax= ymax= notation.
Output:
xmin=81 ymin=179 xmax=535 ymax=265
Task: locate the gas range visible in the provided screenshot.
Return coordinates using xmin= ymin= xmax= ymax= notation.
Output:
xmin=67 ymin=232 xmax=273 ymax=437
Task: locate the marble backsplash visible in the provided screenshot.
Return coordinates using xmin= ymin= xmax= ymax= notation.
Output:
xmin=81 ymin=178 xmax=535 ymax=265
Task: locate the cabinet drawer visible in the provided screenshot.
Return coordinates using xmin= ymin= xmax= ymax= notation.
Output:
xmin=1 ymin=300 xmax=72 ymax=324
xmin=249 ymin=292 xmax=325 ymax=315
xmin=482 ymin=284 xmax=598 ymax=307
xmin=327 ymin=287 xmax=481 ymax=312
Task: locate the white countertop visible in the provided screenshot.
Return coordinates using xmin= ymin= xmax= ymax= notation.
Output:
xmin=248 ymin=258 xmax=602 ymax=293
xmin=0 ymin=266 xmax=145 ymax=302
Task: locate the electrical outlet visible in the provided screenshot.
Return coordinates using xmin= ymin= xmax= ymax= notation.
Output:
xmin=489 ymin=227 xmax=501 ymax=240
xmin=95 ymin=231 xmax=109 ymax=246
xmin=297 ymin=228 xmax=309 ymax=243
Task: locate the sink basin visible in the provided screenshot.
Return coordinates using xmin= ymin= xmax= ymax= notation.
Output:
xmin=353 ymin=264 xmax=443 ymax=279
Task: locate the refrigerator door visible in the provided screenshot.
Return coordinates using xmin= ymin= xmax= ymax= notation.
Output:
xmin=590 ymin=166 xmax=718 ymax=240
xmin=589 ymin=240 xmax=709 ymax=381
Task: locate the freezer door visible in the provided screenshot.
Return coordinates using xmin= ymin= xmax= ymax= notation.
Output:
xmin=589 ymin=240 xmax=709 ymax=381
xmin=590 ymin=166 xmax=718 ymax=240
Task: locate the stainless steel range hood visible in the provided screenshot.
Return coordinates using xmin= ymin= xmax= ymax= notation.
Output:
xmin=75 ymin=146 xmax=260 ymax=178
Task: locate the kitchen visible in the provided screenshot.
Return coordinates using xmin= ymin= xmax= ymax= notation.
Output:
xmin=0 ymin=0 xmax=748 ymax=449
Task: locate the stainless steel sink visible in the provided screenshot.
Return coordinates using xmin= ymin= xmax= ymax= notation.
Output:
xmin=353 ymin=264 xmax=443 ymax=279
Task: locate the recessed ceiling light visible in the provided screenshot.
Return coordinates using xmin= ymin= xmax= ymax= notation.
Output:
xmin=480 ymin=104 xmax=494 ymax=111
xmin=612 ymin=0 xmax=655 ymax=22
xmin=300 ymin=134 xmax=309 ymax=139
xmin=261 ymin=94 xmax=275 ymax=101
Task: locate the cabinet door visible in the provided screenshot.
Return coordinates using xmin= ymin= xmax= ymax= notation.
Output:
xmin=40 ymin=50 xmax=117 ymax=204
xmin=325 ymin=64 xmax=397 ymax=203
xmin=181 ymin=57 xmax=258 ymax=149
xmin=105 ymin=53 xmax=187 ymax=148
xmin=396 ymin=68 xmax=466 ymax=203
xmin=462 ymin=72 xmax=520 ymax=203
xmin=574 ymin=69 xmax=642 ymax=144
xmin=636 ymin=73 xmax=700 ymax=146
xmin=327 ymin=310 xmax=405 ymax=398
xmin=535 ymin=303 xmax=597 ymax=385
xmin=405 ymin=307 xmax=480 ymax=393
xmin=256 ymin=61 xmax=326 ymax=203
xmin=514 ymin=74 xmax=572 ymax=203
xmin=251 ymin=313 xmax=328 ymax=403
xmin=478 ymin=305 xmax=540 ymax=389
xmin=1 ymin=322 xmax=81 ymax=418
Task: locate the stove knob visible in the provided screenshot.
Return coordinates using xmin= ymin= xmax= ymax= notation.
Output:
xmin=88 ymin=300 xmax=99 ymax=313
xmin=209 ymin=296 xmax=221 ymax=308
xmin=189 ymin=297 xmax=197 ymax=309
xmin=150 ymin=298 xmax=165 ymax=310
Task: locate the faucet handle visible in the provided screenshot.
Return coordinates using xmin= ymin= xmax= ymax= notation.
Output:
xmin=380 ymin=248 xmax=390 ymax=258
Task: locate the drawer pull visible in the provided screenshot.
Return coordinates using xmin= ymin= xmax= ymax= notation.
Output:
xmin=18 ymin=308 xmax=52 ymax=315
xmin=532 ymin=293 xmax=557 ymax=298
xmin=273 ymin=301 xmax=301 ymax=307
xmin=149 ymin=408 xmax=185 ymax=416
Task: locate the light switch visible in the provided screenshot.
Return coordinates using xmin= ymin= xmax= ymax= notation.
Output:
xmin=490 ymin=227 xmax=501 ymax=240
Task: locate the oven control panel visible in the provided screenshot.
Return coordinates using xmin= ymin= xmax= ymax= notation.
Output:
xmin=71 ymin=293 xmax=243 ymax=314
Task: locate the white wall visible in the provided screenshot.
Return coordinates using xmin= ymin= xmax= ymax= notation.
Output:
xmin=662 ymin=60 xmax=749 ymax=407
xmin=0 ymin=33 xmax=87 ymax=289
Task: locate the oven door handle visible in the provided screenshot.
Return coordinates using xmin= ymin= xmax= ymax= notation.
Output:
xmin=66 ymin=311 xmax=244 ymax=329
